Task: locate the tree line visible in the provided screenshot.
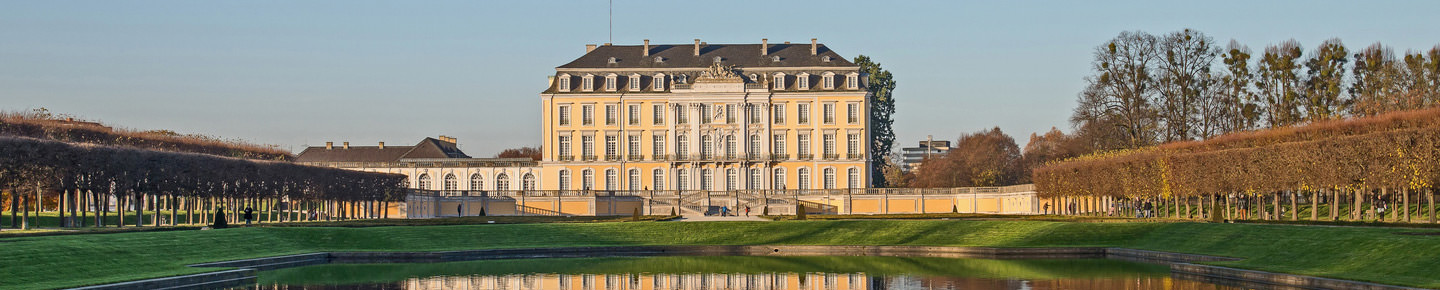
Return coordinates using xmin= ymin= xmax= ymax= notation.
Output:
xmin=1 ymin=109 xmax=293 ymax=160
xmin=2 ymin=136 xmax=405 ymax=229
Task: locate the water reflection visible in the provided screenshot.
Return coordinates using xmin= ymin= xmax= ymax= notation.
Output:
xmin=242 ymin=256 xmax=1258 ymax=290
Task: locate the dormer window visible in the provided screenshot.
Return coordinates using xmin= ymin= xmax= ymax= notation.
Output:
xmin=713 ymin=56 xmax=723 ymax=63
xmin=771 ymin=56 xmax=781 ymax=62
xmin=846 ymin=73 xmax=859 ymax=90
xmin=653 ymin=73 xmax=666 ymax=91
xmin=558 ymin=74 xmax=572 ymax=92
xmin=607 ymin=57 xmax=618 ymax=64
xmin=773 ymin=73 xmax=786 ymax=90
xmin=605 ymin=74 xmax=617 ymax=91
xmin=748 ymin=74 xmax=758 ymax=83
xmin=654 ymin=56 xmax=664 ymax=63
xmin=629 ymin=74 xmax=641 ymax=91
xmin=582 ymin=74 xmax=595 ymax=91
xmin=822 ymin=72 xmax=835 ymax=89
xmin=822 ymin=56 xmax=832 ymax=62
xmin=796 ymin=73 xmax=810 ymax=90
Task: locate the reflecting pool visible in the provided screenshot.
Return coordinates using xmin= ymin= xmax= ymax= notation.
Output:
xmin=237 ymin=256 xmax=1258 ymax=290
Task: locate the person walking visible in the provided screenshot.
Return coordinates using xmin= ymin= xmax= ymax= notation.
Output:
xmin=243 ymin=207 xmax=254 ymax=225
xmin=745 ymin=206 xmax=751 ymax=217
xmin=457 ymin=203 xmax=464 ymax=217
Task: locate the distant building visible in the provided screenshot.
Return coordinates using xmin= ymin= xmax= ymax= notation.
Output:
xmin=295 ymin=136 xmax=541 ymax=192
xmin=900 ymin=136 xmax=950 ymax=171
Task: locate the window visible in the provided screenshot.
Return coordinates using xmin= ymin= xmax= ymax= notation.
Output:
xmin=604 ymin=135 xmax=617 ymax=158
xmin=846 ymin=73 xmax=859 ymax=90
xmin=559 ymin=106 xmax=571 ymax=126
xmin=605 ymin=74 xmax=617 ymax=91
xmin=798 ymin=103 xmax=810 ymax=124
xmin=470 ymin=173 xmax=484 ymax=190
xmin=699 ymin=105 xmax=711 ymax=124
xmin=629 ymin=169 xmax=641 ymax=190
xmin=749 ymin=169 xmax=762 ymax=189
xmin=582 ymin=74 xmax=594 ymax=91
xmin=605 ymin=169 xmax=617 ymax=190
xmin=749 ymin=135 xmax=760 ymax=156
xmin=847 ymin=134 xmax=860 ymax=156
xmin=558 ymin=74 xmax=571 ymax=92
xmin=652 ymin=168 xmax=664 ymax=190
xmin=677 ymin=169 xmax=689 ymax=191
xmin=628 ymin=105 xmax=640 ymax=125
xmin=652 ymin=135 xmax=665 ymax=159
xmin=581 ymin=170 xmax=594 ymax=190
xmin=772 ymin=168 xmax=786 ymax=190
xmin=676 ymin=135 xmax=689 ymax=157
xmin=629 ymin=74 xmax=641 ymax=91
xmin=559 ymin=170 xmax=571 ymax=191
xmin=628 ymin=135 xmax=640 ymax=157
xmin=605 ymin=104 xmax=617 ymax=125
xmin=653 ymin=104 xmax=665 ymax=125
xmin=581 ymin=135 xmax=594 ymax=158
xmin=700 ymin=169 xmax=713 ymax=191
xmin=823 ymin=73 xmax=834 ymax=89
xmin=824 ymin=134 xmax=836 ymax=156
xmin=522 ymin=173 xmax=536 ymax=191
xmin=847 ymin=168 xmax=860 ymax=188
xmin=558 ymin=136 xmax=571 ymax=158
xmin=823 ymin=168 xmax=835 ymax=189
xmin=443 ymin=174 xmax=457 ymax=191
xmin=582 ymin=105 xmax=594 ymax=125
xmin=417 ymin=174 xmax=431 ymax=189
xmin=772 ymin=134 xmax=786 ymax=155
xmin=772 ymin=104 xmax=785 ymax=124
xmin=750 ymin=105 xmax=763 ymax=124
xmin=796 ymin=73 xmax=810 ymax=90
xmin=700 ymin=135 xmax=713 ymax=159
xmin=725 ymin=135 xmax=736 ymax=159
xmin=773 ymin=73 xmax=785 ymax=90
xmin=653 ymin=73 xmax=666 ymax=91
xmin=848 ymin=103 xmax=860 ymax=124
xmin=798 ymin=168 xmax=811 ymax=190
xmin=677 ymin=106 xmax=688 ymax=124
xmin=797 ymin=133 xmax=811 ymax=156
xmin=726 ymin=169 xmax=737 ymax=191
xmin=725 ymin=104 xmax=736 ymax=123
xmin=823 ymin=103 xmax=835 ymax=124
xmin=496 ymin=173 xmax=510 ymax=191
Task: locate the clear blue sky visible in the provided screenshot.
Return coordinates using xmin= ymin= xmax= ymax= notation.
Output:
xmin=3 ymin=1 xmax=1438 ymax=155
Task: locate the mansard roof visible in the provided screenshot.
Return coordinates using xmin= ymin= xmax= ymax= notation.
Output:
xmin=558 ymin=43 xmax=856 ymax=70
xmin=295 ymin=137 xmax=470 ymax=163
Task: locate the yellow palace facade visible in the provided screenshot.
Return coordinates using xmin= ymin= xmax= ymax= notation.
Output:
xmin=538 ymin=39 xmax=871 ymax=192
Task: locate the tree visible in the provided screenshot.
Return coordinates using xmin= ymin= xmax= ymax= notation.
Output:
xmin=913 ymin=127 xmax=1022 ymax=188
xmin=1351 ymin=43 xmax=1404 ymax=116
xmin=1155 ymin=29 xmax=1219 ymax=142
xmin=1256 ymin=40 xmax=1305 ymax=127
xmin=1303 ymin=38 xmax=1349 ymax=121
xmin=854 ymin=55 xmax=897 ymax=188
xmin=1400 ymin=46 xmax=1440 ymax=107
xmin=495 ymin=146 xmax=542 ymax=161
xmin=1075 ymin=31 xmax=1160 ymax=148
xmin=1215 ymin=40 xmax=1261 ymax=133
xmin=1019 ymin=128 xmax=1089 ymax=183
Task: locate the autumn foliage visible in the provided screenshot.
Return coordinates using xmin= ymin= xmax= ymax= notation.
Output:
xmin=0 ymin=110 xmax=292 ymax=161
xmin=495 ymin=146 xmax=543 ymax=161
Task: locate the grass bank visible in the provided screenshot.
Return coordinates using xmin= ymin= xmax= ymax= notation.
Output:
xmin=2 ymin=220 xmax=1438 ymax=289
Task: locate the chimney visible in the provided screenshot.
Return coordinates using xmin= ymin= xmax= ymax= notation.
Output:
xmin=378 ymin=142 xmax=385 ymax=149
xmin=325 ymin=142 xmax=333 ymax=150
xmin=342 ymin=142 xmax=349 ymax=149
xmin=761 ymin=38 xmax=768 ymax=56
xmin=603 ymin=42 xmax=612 ymax=46
xmin=693 ymin=39 xmax=701 ymax=56
xmin=585 ymin=44 xmax=597 ymax=53
xmin=810 ymin=38 xmax=818 ymax=55
xmin=643 ymin=39 xmax=650 ymax=56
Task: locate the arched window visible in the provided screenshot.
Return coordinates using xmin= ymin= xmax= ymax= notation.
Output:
xmin=677 ymin=169 xmax=689 ymax=191
xmin=559 ymin=170 xmax=571 ymax=191
xmin=847 ymin=167 xmax=860 ymax=188
xmin=558 ymin=73 xmax=572 ymax=92
xmin=470 ymin=173 xmax=484 ymax=190
xmin=522 ymin=173 xmax=536 ymax=191
xmin=798 ymin=167 xmax=811 ymax=190
xmin=443 ymin=174 xmax=458 ymax=191
xmin=749 ymin=169 xmax=762 ymax=190
xmin=823 ymin=168 xmax=835 ymax=189
xmin=653 ymin=73 xmax=666 ymax=91
xmin=652 ymin=168 xmax=665 ymax=190
xmin=495 ymin=173 xmax=510 ymax=191
xmin=772 ymin=168 xmax=786 ymax=190
xmin=700 ymin=169 xmax=713 ymax=191
xmin=582 ymin=169 xmax=595 ymax=190
xmin=605 ymin=169 xmax=618 ymax=190
xmin=726 ymin=169 xmax=737 ymax=191
xmin=629 ymin=169 xmax=641 ymax=190
xmin=417 ymin=174 xmax=431 ymax=190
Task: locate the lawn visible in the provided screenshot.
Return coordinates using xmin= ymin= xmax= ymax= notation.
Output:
xmin=1 ymin=220 xmax=1438 ymax=289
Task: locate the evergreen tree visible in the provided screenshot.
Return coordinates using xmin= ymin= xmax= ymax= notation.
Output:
xmin=854 ymin=55 xmax=896 ymax=188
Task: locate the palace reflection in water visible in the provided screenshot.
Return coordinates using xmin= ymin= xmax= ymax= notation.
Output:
xmin=249 ymin=271 xmax=1250 ymax=290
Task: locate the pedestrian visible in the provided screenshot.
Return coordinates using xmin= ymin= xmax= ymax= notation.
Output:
xmin=1043 ymin=203 xmax=1051 ymax=215
xmin=721 ymin=205 xmax=730 ymax=217
xmin=745 ymin=206 xmax=751 ymax=217
xmin=243 ymin=207 xmax=254 ymax=225
xmin=457 ymin=203 xmax=464 ymax=217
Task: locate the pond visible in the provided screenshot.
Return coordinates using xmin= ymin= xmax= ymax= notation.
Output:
xmin=235 ymin=256 xmax=1256 ymax=290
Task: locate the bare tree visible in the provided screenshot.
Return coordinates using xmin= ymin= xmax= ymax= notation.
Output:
xmin=1156 ymin=29 xmax=1219 ymax=141
xmin=1303 ymin=38 xmax=1349 ymax=121
xmin=1075 ymin=31 xmax=1161 ymax=148
xmin=1257 ymin=40 xmax=1306 ymax=127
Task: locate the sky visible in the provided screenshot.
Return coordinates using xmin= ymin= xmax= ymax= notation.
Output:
xmin=3 ymin=0 xmax=1439 ymax=155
